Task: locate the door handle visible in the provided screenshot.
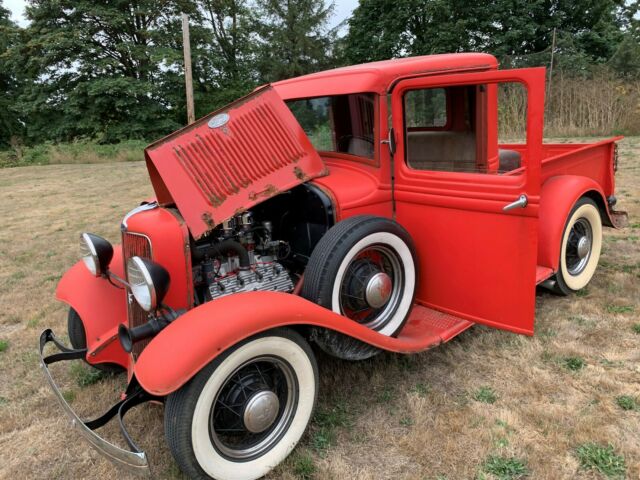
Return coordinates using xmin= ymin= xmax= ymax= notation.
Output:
xmin=503 ymin=194 xmax=528 ymax=211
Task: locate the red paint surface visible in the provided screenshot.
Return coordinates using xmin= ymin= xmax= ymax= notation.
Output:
xmin=272 ymin=53 xmax=499 ymax=99
xmin=144 ymin=86 xmax=327 ymax=239
xmin=55 ymin=248 xmax=129 ymax=368
xmin=124 ymin=207 xmax=193 ymax=312
xmin=135 ymin=292 xmax=473 ymax=395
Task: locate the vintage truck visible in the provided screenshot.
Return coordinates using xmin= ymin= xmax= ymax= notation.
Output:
xmin=40 ymin=53 xmax=627 ymax=480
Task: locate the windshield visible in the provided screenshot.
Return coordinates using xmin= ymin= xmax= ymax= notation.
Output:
xmin=286 ymin=93 xmax=376 ymax=160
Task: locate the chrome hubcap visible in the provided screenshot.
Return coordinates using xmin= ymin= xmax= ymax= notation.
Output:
xmin=365 ymin=272 xmax=393 ymax=308
xmin=566 ymin=218 xmax=593 ymax=276
xmin=577 ymin=236 xmax=590 ymax=259
xmin=243 ymin=391 xmax=280 ymax=433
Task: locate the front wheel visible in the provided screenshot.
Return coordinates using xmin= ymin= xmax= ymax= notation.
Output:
xmin=553 ymin=197 xmax=603 ymax=295
xmin=165 ymin=329 xmax=318 ymax=480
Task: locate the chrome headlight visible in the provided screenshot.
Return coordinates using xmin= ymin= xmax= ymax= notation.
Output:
xmin=79 ymin=233 xmax=113 ymax=277
xmin=126 ymin=256 xmax=170 ymax=312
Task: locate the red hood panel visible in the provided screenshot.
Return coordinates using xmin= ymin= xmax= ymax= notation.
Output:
xmin=144 ymin=86 xmax=326 ymax=239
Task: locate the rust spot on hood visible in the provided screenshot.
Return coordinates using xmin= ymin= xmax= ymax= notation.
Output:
xmin=248 ymin=184 xmax=279 ymax=201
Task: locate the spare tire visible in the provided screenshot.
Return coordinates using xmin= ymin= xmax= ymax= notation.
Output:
xmin=302 ymin=215 xmax=417 ymax=360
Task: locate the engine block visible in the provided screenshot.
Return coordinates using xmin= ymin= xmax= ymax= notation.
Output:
xmin=208 ymin=261 xmax=294 ymax=300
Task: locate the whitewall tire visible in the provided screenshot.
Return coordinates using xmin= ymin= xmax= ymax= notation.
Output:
xmin=165 ymin=329 xmax=318 ymax=480
xmin=554 ymin=197 xmax=603 ymax=295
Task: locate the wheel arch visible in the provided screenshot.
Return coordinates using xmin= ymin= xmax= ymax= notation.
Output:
xmin=538 ymin=175 xmax=612 ymax=271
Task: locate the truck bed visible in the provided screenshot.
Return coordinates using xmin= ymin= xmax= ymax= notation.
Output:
xmin=500 ymin=136 xmax=621 ymax=198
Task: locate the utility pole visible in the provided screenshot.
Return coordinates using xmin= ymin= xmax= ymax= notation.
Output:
xmin=182 ymin=13 xmax=195 ymax=125
xmin=547 ymin=27 xmax=557 ymax=104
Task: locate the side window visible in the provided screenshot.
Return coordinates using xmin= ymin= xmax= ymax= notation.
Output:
xmin=405 ymin=88 xmax=448 ymax=128
xmin=404 ymin=83 xmax=527 ymax=175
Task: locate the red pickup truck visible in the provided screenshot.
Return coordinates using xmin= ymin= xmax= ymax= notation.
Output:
xmin=40 ymin=53 xmax=627 ymax=480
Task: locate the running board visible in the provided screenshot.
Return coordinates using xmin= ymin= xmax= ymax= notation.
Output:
xmin=395 ymin=304 xmax=474 ymax=350
xmin=535 ymin=265 xmax=554 ymax=285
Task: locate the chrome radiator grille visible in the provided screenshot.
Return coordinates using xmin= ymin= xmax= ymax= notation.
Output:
xmin=122 ymin=232 xmax=152 ymax=359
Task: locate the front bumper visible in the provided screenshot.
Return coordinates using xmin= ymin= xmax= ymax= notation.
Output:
xmin=39 ymin=329 xmax=156 ymax=476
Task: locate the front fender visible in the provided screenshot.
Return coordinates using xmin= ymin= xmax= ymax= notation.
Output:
xmin=55 ymin=246 xmax=128 ymax=368
xmin=538 ymin=175 xmax=613 ymax=271
xmin=134 ymin=291 xmax=444 ymax=396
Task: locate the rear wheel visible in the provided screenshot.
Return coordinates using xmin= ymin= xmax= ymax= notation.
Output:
xmin=302 ymin=215 xmax=417 ymax=360
xmin=67 ymin=308 xmax=124 ymax=373
xmin=165 ymin=329 xmax=318 ymax=480
xmin=553 ymin=198 xmax=602 ymax=296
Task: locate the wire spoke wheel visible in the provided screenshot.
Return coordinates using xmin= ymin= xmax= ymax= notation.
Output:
xmin=209 ymin=356 xmax=297 ymax=460
xmin=565 ymin=218 xmax=592 ymax=276
xmin=338 ymin=244 xmax=404 ymax=330
xmin=554 ymin=197 xmax=602 ymax=295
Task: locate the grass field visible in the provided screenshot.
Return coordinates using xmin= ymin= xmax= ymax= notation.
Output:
xmin=0 ymin=138 xmax=638 ymax=480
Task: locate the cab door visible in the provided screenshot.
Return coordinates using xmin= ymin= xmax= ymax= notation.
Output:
xmin=390 ymin=68 xmax=545 ymax=334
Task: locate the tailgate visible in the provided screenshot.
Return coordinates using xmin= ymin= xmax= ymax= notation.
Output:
xmin=144 ymin=86 xmax=327 ymax=239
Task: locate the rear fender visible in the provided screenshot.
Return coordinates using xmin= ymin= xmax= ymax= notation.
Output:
xmin=135 ymin=291 xmax=435 ymax=396
xmin=538 ymin=175 xmax=616 ymax=271
xmin=55 ymin=247 xmax=128 ymax=368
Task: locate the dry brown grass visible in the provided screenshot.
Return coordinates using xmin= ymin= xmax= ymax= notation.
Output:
xmin=0 ymin=139 xmax=638 ymax=480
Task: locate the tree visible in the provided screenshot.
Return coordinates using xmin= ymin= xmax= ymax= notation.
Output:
xmin=252 ymin=0 xmax=337 ymax=82
xmin=343 ymin=0 xmax=632 ymax=68
xmin=19 ymin=0 xmax=194 ymax=143
xmin=0 ymin=2 xmax=22 ymax=148
xmin=190 ymin=0 xmax=257 ymax=112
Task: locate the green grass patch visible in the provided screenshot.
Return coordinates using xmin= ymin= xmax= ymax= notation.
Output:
xmin=69 ymin=362 xmax=107 ymax=387
xmin=62 ymin=390 xmax=76 ymax=404
xmin=575 ymin=443 xmax=626 ymax=478
xmin=481 ymin=455 xmax=528 ymax=479
xmin=605 ymin=304 xmax=634 ymax=314
xmin=562 ymin=356 xmax=586 ymax=371
xmin=632 ymin=323 xmax=640 ymax=334
xmin=400 ymin=416 xmax=414 ymax=427
xmin=291 ymin=451 xmax=315 ymax=479
xmin=615 ymin=395 xmax=638 ymax=411
xmin=311 ymin=427 xmax=335 ymax=453
xmin=0 ymin=339 xmax=8 ymax=353
xmin=311 ymin=402 xmax=352 ymax=454
xmin=411 ymin=382 xmax=430 ymax=397
xmin=473 ymin=386 xmax=498 ymax=404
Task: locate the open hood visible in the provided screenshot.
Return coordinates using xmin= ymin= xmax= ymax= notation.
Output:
xmin=144 ymin=86 xmax=327 ymax=239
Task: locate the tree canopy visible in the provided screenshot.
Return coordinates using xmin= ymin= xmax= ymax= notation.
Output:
xmin=0 ymin=0 xmax=638 ymax=148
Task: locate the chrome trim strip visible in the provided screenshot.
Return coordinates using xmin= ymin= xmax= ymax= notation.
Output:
xmin=39 ymin=330 xmax=151 ymax=476
xmin=121 ymin=202 xmax=158 ymax=230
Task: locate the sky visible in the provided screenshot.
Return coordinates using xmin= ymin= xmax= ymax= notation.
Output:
xmin=3 ymin=0 xmax=359 ymax=29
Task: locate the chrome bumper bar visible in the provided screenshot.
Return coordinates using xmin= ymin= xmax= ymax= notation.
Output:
xmin=39 ymin=329 xmax=156 ymax=476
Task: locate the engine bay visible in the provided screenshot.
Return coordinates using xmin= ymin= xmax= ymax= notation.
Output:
xmin=190 ymin=184 xmax=334 ymax=305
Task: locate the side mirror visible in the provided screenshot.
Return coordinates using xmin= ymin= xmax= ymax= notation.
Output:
xmin=382 ymin=127 xmax=396 ymax=156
